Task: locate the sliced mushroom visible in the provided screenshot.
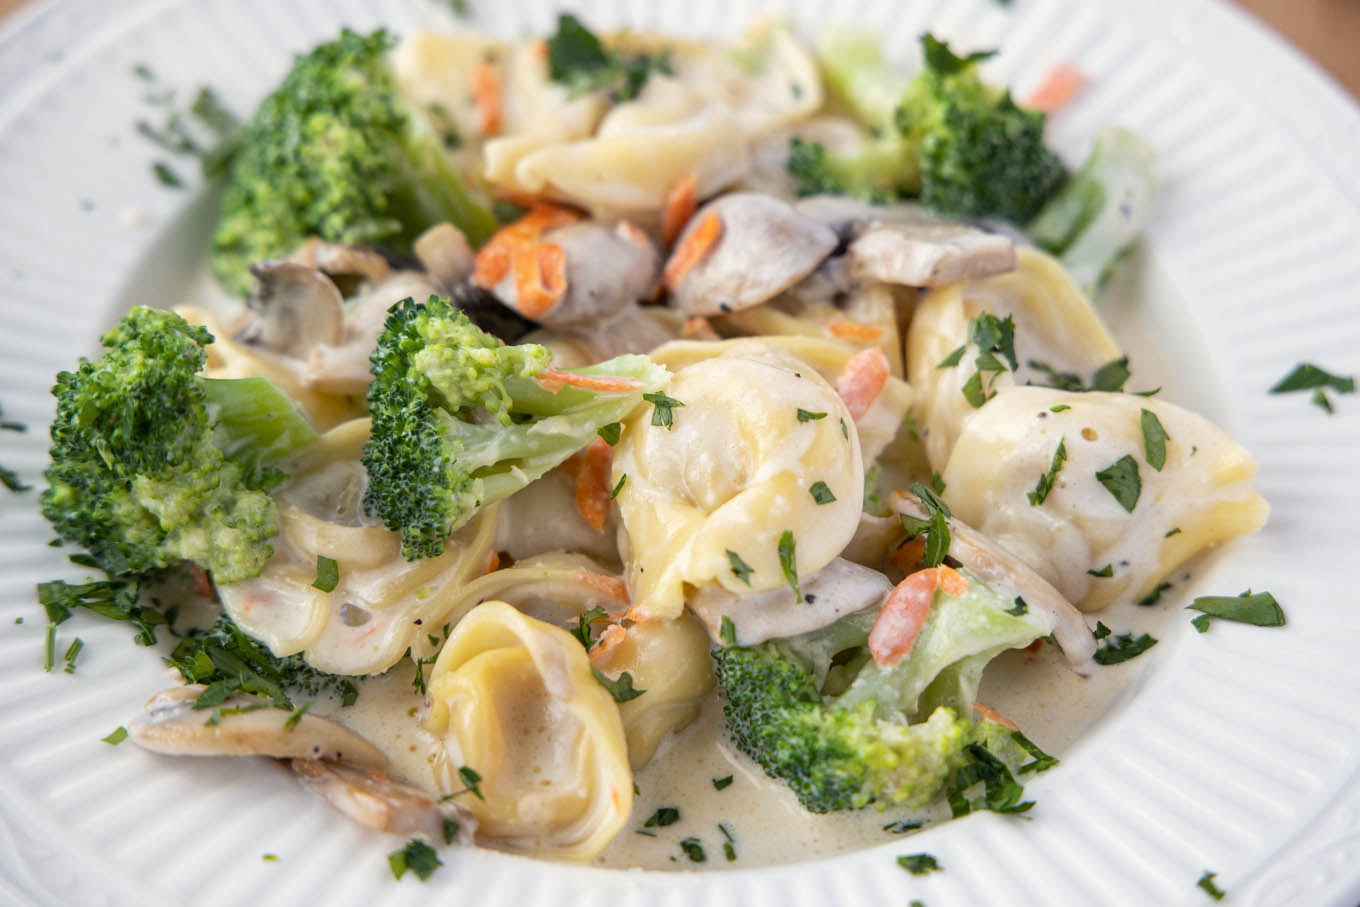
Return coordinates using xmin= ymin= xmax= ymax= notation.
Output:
xmin=290 ymin=238 xmax=391 ymax=286
xmin=292 ymin=758 xmax=475 ymax=843
xmin=889 ymin=490 xmax=1096 ymax=669
xmin=236 ymin=262 xmax=345 ymax=358
xmin=305 ymin=270 xmax=439 ymax=395
xmin=688 ymin=557 xmax=893 ymax=646
xmin=414 ymin=222 xmax=475 ymax=291
xmin=794 ymin=195 xmax=1016 ymax=288
xmin=666 ymin=192 xmax=837 ymax=317
xmin=127 ymin=685 xmax=387 ymax=770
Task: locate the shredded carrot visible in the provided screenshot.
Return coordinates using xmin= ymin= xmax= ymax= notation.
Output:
xmin=187 ymin=563 xmax=215 ymax=600
xmin=827 ymin=319 xmax=886 ymax=344
xmin=531 ymin=39 xmax=548 ymax=61
xmin=972 ymin=702 xmax=1020 ymax=731
xmin=574 ymin=437 xmax=614 ymax=532
xmin=890 ymin=535 xmax=927 ymax=572
xmin=662 ymin=211 xmax=723 ymax=290
xmin=473 ymin=203 xmax=582 ymax=294
xmin=514 ymin=241 xmax=568 ymax=317
xmin=615 ymin=219 xmax=651 ymax=248
xmin=482 ymin=550 xmax=501 ymax=575
xmin=472 ymin=240 xmax=511 ymax=286
xmin=1024 ymin=62 xmax=1086 ymax=114
xmin=836 ymin=347 xmax=890 ymax=420
xmin=589 ymin=624 xmax=628 ymax=666
xmin=868 ymin=565 xmax=967 ymax=667
xmin=573 ymin=569 xmax=630 ymax=605
xmin=682 ymin=316 xmax=719 ymax=340
xmin=474 ymin=57 xmax=503 ymax=137
xmin=661 ymin=173 xmax=698 ymax=251
xmin=536 ymin=367 xmax=644 ymax=395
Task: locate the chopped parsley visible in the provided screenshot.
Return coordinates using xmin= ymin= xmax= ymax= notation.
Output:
xmin=712 ymin=775 xmax=734 ymax=791
xmin=1087 ymin=564 xmax=1114 ymax=578
xmin=261 ymin=853 xmax=279 ymax=862
xmin=1030 ymin=356 xmax=1131 ymax=393
xmin=809 ymin=481 xmax=836 ymax=505
xmin=719 ymin=822 xmax=737 ymax=861
xmin=882 ymin=819 xmax=923 ymax=834
xmin=591 ymin=666 xmax=646 ymax=702
xmin=1027 ymin=436 xmax=1067 ymax=505
xmin=62 ymin=637 xmax=84 ymax=674
xmin=546 ymin=13 xmax=673 ymax=101
xmin=643 ymin=390 xmax=684 ymax=429
xmin=1137 ymin=581 xmax=1173 ymax=607
xmin=1091 ymin=356 xmax=1131 ymax=392
xmin=457 ymin=765 xmax=485 ymax=800
xmin=1140 ymin=408 xmax=1171 ymax=471
xmin=725 ymin=550 xmax=754 ymax=586
xmin=943 ymin=313 xmax=1018 ymax=408
xmin=1092 ymin=621 xmax=1111 ymax=639
xmin=1196 ymin=870 xmax=1227 ymax=901
xmin=1011 ymin=730 xmax=1058 ymax=774
xmin=777 ymin=530 xmax=801 ymax=602
xmin=597 ymin=422 xmax=622 ymax=445
xmin=929 ymin=472 xmax=947 ymax=496
xmin=840 ymin=418 xmax=849 ymax=439
xmin=1050 ymin=404 xmax=1071 ymax=413
xmin=947 ymin=742 xmax=1033 ymax=817
xmin=1005 ymin=596 xmax=1028 ymax=617
xmin=900 ymin=482 xmax=951 ymax=569
xmin=937 ymin=346 xmax=966 ymax=369
xmin=1187 ymin=590 xmax=1285 ymax=632
xmin=311 ymin=555 xmax=339 ymax=592
xmin=1093 ymin=631 xmax=1157 ymax=665
xmin=796 ymin=408 xmax=827 ymax=422
xmin=644 ymin=807 xmax=680 ymax=827
xmin=719 ymin=616 xmax=737 ymax=647
xmin=283 ymin=700 xmax=314 ymax=730
xmin=1095 ymin=455 xmax=1141 ymax=512
xmin=442 ymin=818 xmax=460 ymax=844
xmin=387 ymin=839 xmax=442 ymax=881
xmin=152 ymin=160 xmax=184 ymax=188
xmin=897 ymin=853 xmax=941 ymax=875
xmin=102 ymin=726 xmax=128 ymax=745
xmin=1269 ymin=362 xmax=1355 ymax=414
xmin=1165 ymin=527 xmax=1182 ymax=538
xmin=679 ymin=837 xmax=706 ymax=862
xmin=570 ymin=606 xmax=608 ymax=649
xmin=610 ymin=473 xmax=627 ymax=500
xmin=0 ymin=465 xmax=28 ymax=492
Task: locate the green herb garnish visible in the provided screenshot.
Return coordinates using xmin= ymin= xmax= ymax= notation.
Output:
xmin=570 ymin=606 xmax=608 ymax=650
xmin=610 ymin=474 xmax=627 ymax=500
xmin=592 ymin=666 xmax=645 ymax=702
xmin=777 ymin=530 xmax=801 ymax=601
xmin=726 ymin=550 xmax=754 ymax=586
xmin=1140 ymin=408 xmax=1170 ymax=471
xmin=644 ymin=807 xmax=680 ymax=827
xmin=1093 ymin=631 xmax=1157 ymax=665
xmin=809 ymin=481 xmax=836 ymax=505
xmin=796 ymin=408 xmax=827 ymax=422
xmin=388 ymin=839 xmax=442 ymax=881
xmin=312 ymin=555 xmax=339 ymax=592
xmin=644 ymin=390 xmax=684 ymax=429
xmin=713 ymin=775 xmax=734 ymax=790
xmin=1027 ymin=436 xmax=1067 ymax=505
xmin=679 ymin=837 xmax=706 ymax=862
xmin=1196 ymin=870 xmax=1227 ymax=901
xmin=546 ymin=13 xmax=673 ymax=101
xmin=897 ymin=852 xmax=941 ymax=875
xmin=102 ymin=726 xmax=128 ymax=745
xmin=1187 ymin=590 xmax=1285 ymax=631
xmin=1011 ymin=730 xmax=1058 ymax=774
xmin=1095 ymin=455 xmax=1141 ymax=512
xmin=1005 ymin=596 xmax=1028 ymax=616
xmin=1087 ymin=564 xmax=1113 ymax=578
xmin=1137 ymin=582 xmax=1173 ymax=607
xmin=597 ymin=422 xmax=622 ymax=445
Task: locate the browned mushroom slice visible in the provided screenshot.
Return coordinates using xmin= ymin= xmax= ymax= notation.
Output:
xmin=235 ymin=262 xmax=345 ymax=358
xmin=688 ymin=558 xmax=893 ymax=646
xmin=290 ymin=238 xmax=391 ymax=286
xmin=292 ymin=758 xmax=475 ymax=842
xmin=414 ymin=222 xmax=475 ymax=291
xmin=127 ymin=685 xmax=387 ymax=770
xmin=889 ymin=490 xmax=1096 ymax=669
xmin=667 ymin=192 xmax=837 ymax=317
xmin=304 ymin=271 xmax=439 ymax=395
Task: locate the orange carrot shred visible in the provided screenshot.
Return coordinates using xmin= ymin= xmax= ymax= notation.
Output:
xmin=512 ymin=241 xmax=567 ymax=318
xmin=573 ymin=569 xmax=631 ymax=605
xmin=836 ymin=347 xmax=890 ymax=421
xmin=589 ymin=624 xmax=628 ymax=666
xmin=616 ymin=219 xmax=651 ymax=248
xmin=890 ymin=535 xmax=927 ymax=572
xmin=661 ymin=173 xmax=698 ymax=251
xmin=474 ymin=57 xmax=503 ymax=137
xmin=972 ymin=702 xmax=1020 ymax=731
xmin=536 ymin=367 xmax=644 ymax=394
xmin=663 ymin=211 xmax=723 ymax=290
xmin=574 ymin=437 xmax=614 ymax=532
xmin=868 ymin=566 xmax=968 ymax=666
xmin=682 ymin=316 xmax=718 ymax=340
xmin=482 ymin=550 xmax=501 ymax=575
xmin=1024 ymin=62 xmax=1086 ymax=113
xmin=827 ymin=320 xmax=886 ymax=344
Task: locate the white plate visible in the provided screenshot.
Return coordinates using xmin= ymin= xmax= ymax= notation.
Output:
xmin=2 ymin=0 xmax=1360 ymax=904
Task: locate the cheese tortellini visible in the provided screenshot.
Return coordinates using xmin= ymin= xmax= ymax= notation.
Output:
xmin=907 ymin=247 xmax=1123 ymax=470
xmin=613 ymin=341 xmax=865 ymax=620
xmin=218 ymin=419 xmax=498 ymax=674
xmin=426 ymin=601 xmax=633 ymax=860
xmin=941 ymin=386 xmax=1269 ymax=611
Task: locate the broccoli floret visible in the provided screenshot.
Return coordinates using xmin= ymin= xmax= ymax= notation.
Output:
xmin=40 ymin=307 xmax=318 ymax=582
xmin=813 ymin=30 xmax=1066 ymax=223
xmin=211 ymin=29 xmax=498 ymax=296
xmin=362 ymin=296 xmax=668 ymax=560
xmin=712 ymin=568 xmax=1053 ymax=813
xmin=786 ymin=136 xmax=913 ymax=203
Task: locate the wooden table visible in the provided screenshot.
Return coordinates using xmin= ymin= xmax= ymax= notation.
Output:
xmin=1 ymin=0 xmax=1357 ymax=98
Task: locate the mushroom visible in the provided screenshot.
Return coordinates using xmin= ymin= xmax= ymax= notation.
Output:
xmin=290 ymin=238 xmax=391 ymax=286
xmin=688 ymin=558 xmax=893 ymax=646
xmin=889 ymin=490 xmax=1097 ymax=669
xmin=414 ymin=222 xmax=475 ymax=291
xmin=127 ymin=685 xmax=386 ymax=769
xmin=666 ymin=192 xmax=837 ymax=316
xmin=235 ymin=262 xmax=344 ymax=358
xmin=292 ymin=758 xmax=475 ymax=843
xmin=794 ymin=195 xmax=1016 ymax=288
xmin=304 ymin=270 xmax=439 ymax=395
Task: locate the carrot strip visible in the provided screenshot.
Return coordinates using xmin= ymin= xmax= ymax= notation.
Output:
xmin=889 ymin=535 xmax=926 ymax=572
xmin=472 ymin=240 xmax=511 ymax=286
xmin=868 ymin=565 xmax=967 ymax=667
xmin=681 ymin=316 xmax=719 ymax=340
xmin=972 ymin=702 xmax=1020 ymax=731
xmin=835 ymin=347 xmax=890 ymax=420
xmin=474 ymin=57 xmax=503 ymax=137
xmin=1024 ymin=62 xmax=1086 ymax=113
xmin=188 ymin=563 xmax=215 ymax=600
xmin=827 ymin=320 xmax=886 ymax=344
xmin=573 ymin=569 xmax=631 ymax=605
xmin=482 ymin=549 xmax=501 ymax=576
xmin=536 ymin=367 xmax=644 ymax=394
xmin=514 ymin=241 xmax=568 ymax=318
xmin=662 ymin=211 xmax=723 ymax=290
xmin=588 ymin=624 xmax=628 ymax=666
xmin=661 ymin=173 xmax=698 ymax=251
xmin=574 ymin=437 xmax=614 ymax=532
xmin=615 ymin=219 xmax=651 ymax=248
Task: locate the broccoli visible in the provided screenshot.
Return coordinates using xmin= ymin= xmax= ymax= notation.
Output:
xmin=40 ymin=307 xmax=318 ymax=583
xmin=811 ymin=30 xmax=1066 ymax=223
xmin=712 ymin=568 xmax=1053 ymax=813
xmin=362 ymin=296 xmax=668 ymax=560
xmin=211 ymin=29 xmax=498 ymax=296
xmin=786 ymin=135 xmax=913 ymax=202
xmin=1028 ymin=126 xmax=1156 ymax=296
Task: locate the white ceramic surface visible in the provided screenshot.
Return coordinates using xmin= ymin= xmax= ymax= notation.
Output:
xmin=1 ymin=1 xmax=1359 ymax=905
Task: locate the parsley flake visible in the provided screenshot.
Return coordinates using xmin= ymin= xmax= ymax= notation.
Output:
xmin=719 ymin=616 xmax=738 ymax=647
xmin=1269 ymin=362 xmax=1355 ymax=395
xmin=1087 ymin=564 xmax=1113 ymax=578
xmin=897 ymin=852 xmax=941 ymax=875
xmin=1027 ymin=436 xmax=1067 ymax=505
xmin=644 ymin=391 xmax=684 ymax=429
xmin=1196 ymin=870 xmax=1227 ymax=902
xmin=312 ymin=555 xmax=339 ymax=592
xmin=644 ymin=807 xmax=680 ymax=827
xmin=777 ymin=531 xmax=801 ymax=601
xmin=796 ymin=408 xmax=827 ymax=422
xmin=591 ymin=666 xmax=645 ymax=702
xmin=882 ymin=819 xmax=923 ymax=833
xmin=1137 ymin=581 xmax=1173 ymax=607
xmin=1140 ymin=408 xmax=1171 ymax=471
xmin=597 ymin=422 xmax=622 ymax=445
xmin=458 ymin=765 xmax=485 ymax=800
xmin=1093 ymin=631 xmax=1157 ymax=665
xmin=388 ymin=839 xmax=442 ymax=881
xmin=102 ymin=726 xmax=128 ymax=745
xmin=283 ymin=700 xmax=313 ymax=730
xmin=1011 ymin=730 xmax=1059 ymax=774
xmin=1095 ymin=455 xmax=1141 ymax=512
xmin=725 ymin=550 xmax=754 ymax=586
xmin=610 ymin=473 xmax=627 ymax=499
xmin=809 ymin=481 xmax=836 ymax=505
xmin=1005 ymin=596 xmax=1028 ymax=617
xmin=713 ymin=775 xmax=734 ymax=790
xmin=1187 ymin=590 xmax=1285 ymax=631
xmin=570 ymin=606 xmax=608 ymax=650
xmin=546 ymin=13 xmax=673 ymax=101
xmin=680 ymin=837 xmax=706 ymax=862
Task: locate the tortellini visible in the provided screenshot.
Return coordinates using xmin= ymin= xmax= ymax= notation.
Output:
xmin=217 ymin=419 xmax=498 ymax=674
xmin=590 ymin=614 xmax=715 ymax=768
xmin=940 ymin=386 xmax=1269 ymax=611
xmin=907 ymin=247 xmax=1123 ymax=470
xmin=425 ymin=601 xmax=633 ymax=860
xmin=613 ymin=341 xmax=866 ymax=620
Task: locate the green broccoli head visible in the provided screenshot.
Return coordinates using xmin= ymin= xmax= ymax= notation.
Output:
xmin=898 ymin=34 xmax=1066 ymax=223
xmin=712 ymin=567 xmax=1055 ymax=813
xmin=41 ymin=308 xmax=317 ymax=582
xmin=362 ymin=296 xmax=668 ymax=561
xmin=211 ymin=29 xmax=497 ymax=296
xmin=786 ymin=136 xmax=913 ymax=203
